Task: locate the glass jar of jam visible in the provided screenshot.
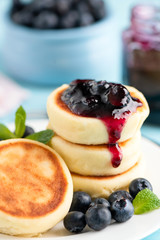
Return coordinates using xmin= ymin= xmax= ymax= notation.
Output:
xmin=122 ymin=4 xmax=160 ymax=124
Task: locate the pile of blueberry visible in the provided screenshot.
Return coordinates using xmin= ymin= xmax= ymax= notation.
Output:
xmin=64 ymin=178 xmax=153 ymax=233
xmin=10 ymin=0 xmax=107 ymax=29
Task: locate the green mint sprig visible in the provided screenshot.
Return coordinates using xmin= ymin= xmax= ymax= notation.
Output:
xmin=15 ymin=106 xmax=26 ymax=138
xmin=133 ymin=188 xmax=160 ymax=214
xmin=0 ymin=124 xmax=16 ymax=140
xmin=26 ymin=130 xmax=54 ymax=144
xmin=0 ymin=106 xmax=54 ymax=144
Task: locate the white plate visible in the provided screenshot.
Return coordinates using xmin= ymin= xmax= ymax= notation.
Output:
xmin=1 ymin=119 xmax=160 ymax=240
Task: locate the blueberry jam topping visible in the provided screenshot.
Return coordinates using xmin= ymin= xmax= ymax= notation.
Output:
xmin=61 ymin=79 xmax=142 ymax=168
xmin=108 ymin=143 xmax=123 ymax=168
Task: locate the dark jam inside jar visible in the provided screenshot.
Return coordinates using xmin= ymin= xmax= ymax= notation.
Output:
xmin=61 ymin=79 xmax=142 ymax=168
xmin=122 ymin=5 xmax=160 ymax=124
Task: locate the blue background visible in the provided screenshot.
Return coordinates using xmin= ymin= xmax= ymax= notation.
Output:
xmin=0 ymin=1 xmax=160 ymax=239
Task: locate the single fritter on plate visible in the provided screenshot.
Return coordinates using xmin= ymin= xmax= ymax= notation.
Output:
xmin=71 ymin=156 xmax=145 ymax=198
xmin=47 ymin=82 xmax=149 ymax=145
xmin=49 ymin=130 xmax=142 ymax=176
xmin=0 ymin=139 xmax=73 ymax=237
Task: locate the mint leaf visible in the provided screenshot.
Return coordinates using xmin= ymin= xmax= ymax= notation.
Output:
xmin=26 ymin=129 xmax=54 ymax=144
xmin=15 ymin=106 xmax=26 ymax=138
xmin=0 ymin=124 xmax=16 ymax=140
xmin=133 ymin=188 xmax=160 ymax=214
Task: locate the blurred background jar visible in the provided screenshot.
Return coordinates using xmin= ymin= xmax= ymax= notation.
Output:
xmin=122 ymin=4 xmax=160 ymax=124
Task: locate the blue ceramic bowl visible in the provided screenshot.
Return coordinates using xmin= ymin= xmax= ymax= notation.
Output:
xmin=2 ymin=10 xmax=114 ymax=86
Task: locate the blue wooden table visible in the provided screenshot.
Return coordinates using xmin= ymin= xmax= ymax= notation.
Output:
xmin=0 ymin=0 xmax=160 ymax=239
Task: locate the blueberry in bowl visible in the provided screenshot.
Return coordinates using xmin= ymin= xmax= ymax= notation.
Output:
xmin=10 ymin=0 xmax=107 ymax=29
xmin=2 ymin=0 xmax=111 ymax=85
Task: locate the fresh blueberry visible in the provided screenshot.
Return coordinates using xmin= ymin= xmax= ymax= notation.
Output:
xmin=33 ymin=11 xmax=59 ymax=29
xmin=12 ymin=10 xmax=33 ymax=26
xmin=55 ymin=0 xmax=71 ymax=15
xmin=90 ymin=198 xmax=110 ymax=208
xmin=11 ymin=0 xmax=24 ymax=13
xmin=79 ymin=12 xmax=94 ymax=26
xmin=60 ymin=11 xmax=79 ymax=28
xmin=88 ymin=0 xmax=103 ymax=8
xmin=108 ymin=190 xmax=133 ymax=204
xmin=31 ymin=0 xmax=56 ymax=13
xmin=88 ymin=0 xmax=106 ymax=20
xmin=23 ymin=126 xmax=35 ymax=138
xmin=85 ymin=204 xmax=111 ymax=231
xmin=76 ymin=2 xmax=90 ymax=13
xmin=110 ymin=198 xmax=134 ymax=223
xmin=70 ymin=191 xmax=91 ymax=213
xmin=12 ymin=0 xmax=22 ymax=6
xmin=129 ymin=178 xmax=153 ymax=199
xmin=93 ymin=6 xmax=106 ymax=20
xmin=63 ymin=211 xmax=86 ymax=233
